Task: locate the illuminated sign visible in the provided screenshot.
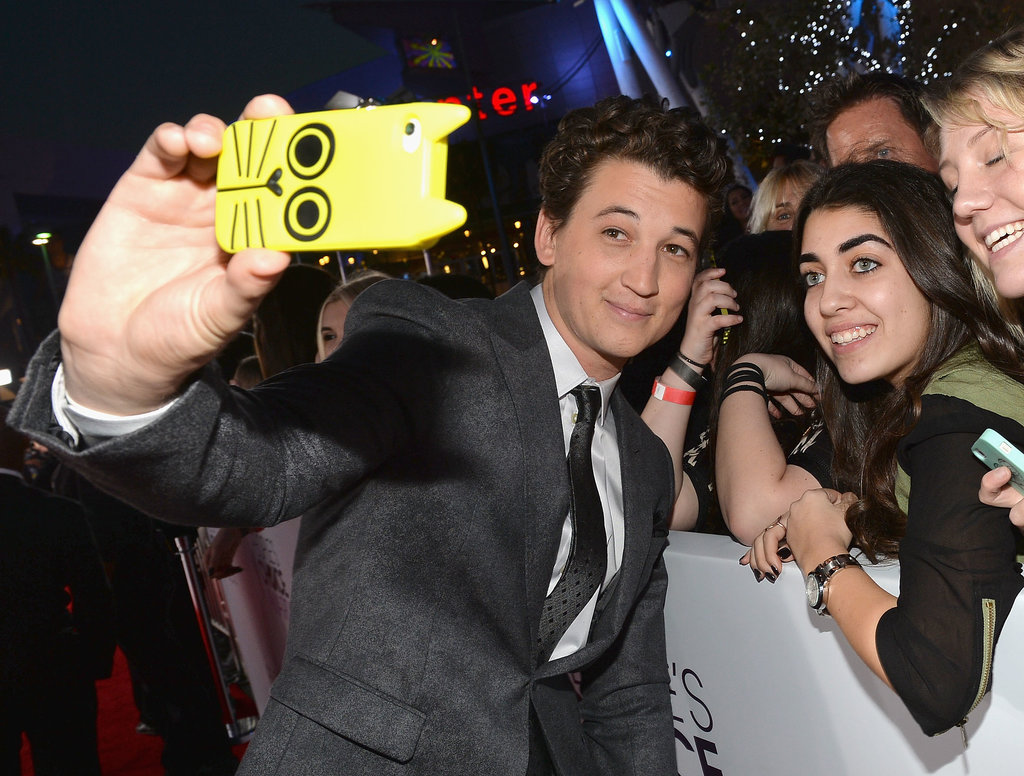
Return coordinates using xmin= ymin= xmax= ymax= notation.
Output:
xmin=439 ymin=82 xmax=540 ymax=120
xmin=402 ymin=37 xmax=457 ymax=70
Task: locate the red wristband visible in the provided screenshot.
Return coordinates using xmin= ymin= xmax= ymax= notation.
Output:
xmin=651 ymin=377 xmax=696 ymax=405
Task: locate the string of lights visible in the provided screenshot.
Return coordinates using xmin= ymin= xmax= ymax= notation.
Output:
xmin=699 ymin=0 xmax=1011 ymax=162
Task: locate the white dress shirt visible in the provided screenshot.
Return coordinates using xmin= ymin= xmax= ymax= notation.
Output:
xmin=530 ymin=284 xmax=624 ymax=661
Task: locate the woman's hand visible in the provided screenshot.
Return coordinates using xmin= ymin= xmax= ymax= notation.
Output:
xmin=676 ymin=267 xmax=742 ymax=367
xmin=733 ymin=352 xmax=817 ymax=418
xmin=785 ymin=489 xmax=856 ymax=573
xmin=740 ymin=488 xmax=856 ymax=582
xmin=739 ymin=514 xmax=790 ymax=583
xmin=204 ymin=526 xmax=248 ymax=579
xmin=979 ymin=466 xmax=1024 ymax=529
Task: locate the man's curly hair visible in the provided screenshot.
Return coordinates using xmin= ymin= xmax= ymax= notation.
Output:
xmin=537 ymin=95 xmax=732 ymax=254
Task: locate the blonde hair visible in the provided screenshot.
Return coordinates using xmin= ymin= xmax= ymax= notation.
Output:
xmin=747 ymin=160 xmax=823 ymax=234
xmin=315 ymin=270 xmax=391 ymax=359
xmin=925 ymin=25 xmax=1024 ymax=345
xmin=967 ymin=248 xmax=1024 ymax=342
xmin=322 ymin=270 xmax=391 ymax=311
xmin=925 ymin=25 xmax=1024 ymax=134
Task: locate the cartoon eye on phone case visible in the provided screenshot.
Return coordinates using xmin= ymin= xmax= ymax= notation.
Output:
xmin=215 ymin=102 xmax=470 ymax=253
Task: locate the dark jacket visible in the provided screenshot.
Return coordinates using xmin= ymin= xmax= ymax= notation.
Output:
xmin=10 ymin=280 xmax=677 ymax=775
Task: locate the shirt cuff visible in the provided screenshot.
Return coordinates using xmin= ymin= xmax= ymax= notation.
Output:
xmin=52 ymin=363 xmax=175 ymax=445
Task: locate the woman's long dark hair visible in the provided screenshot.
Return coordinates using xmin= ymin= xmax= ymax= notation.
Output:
xmin=709 ymin=231 xmax=817 ymax=457
xmin=792 ymin=160 xmax=1024 ymax=560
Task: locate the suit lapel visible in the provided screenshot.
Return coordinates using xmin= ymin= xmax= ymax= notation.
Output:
xmin=483 ymin=284 xmax=571 ymax=649
xmin=534 ymin=391 xmax=659 ymax=677
xmin=594 ymin=391 xmax=650 ymax=632
xmin=485 ymin=285 xmax=663 ymax=678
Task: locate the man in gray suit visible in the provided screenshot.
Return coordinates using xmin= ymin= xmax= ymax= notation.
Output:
xmin=10 ymin=93 xmax=730 ymax=774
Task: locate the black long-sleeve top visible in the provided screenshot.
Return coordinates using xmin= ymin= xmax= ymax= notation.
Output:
xmin=877 ymin=350 xmax=1024 ymax=735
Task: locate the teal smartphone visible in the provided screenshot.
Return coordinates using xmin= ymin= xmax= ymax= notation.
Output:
xmin=972 ymin=428 xmax=1024 ymax=491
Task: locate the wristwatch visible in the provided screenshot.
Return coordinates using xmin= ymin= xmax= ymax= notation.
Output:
xmin=805 ymin=553 xmax=861 ymax=616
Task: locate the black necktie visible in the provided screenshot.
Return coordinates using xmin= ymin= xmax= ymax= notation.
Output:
xmin=536 ymin=384 xmax=607 ymax=664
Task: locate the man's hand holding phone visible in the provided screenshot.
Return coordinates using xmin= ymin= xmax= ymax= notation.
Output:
xmin=59 ymin=95 xmax=296 ymax=415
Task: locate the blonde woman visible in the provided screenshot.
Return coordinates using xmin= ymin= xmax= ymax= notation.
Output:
xmin=926 ymin=25 xmax=1024 ymax=526
xmin=315 ymin=270 xmax=390 ymax=361
xmin=747 ymin=160 xmax=822 ymax=233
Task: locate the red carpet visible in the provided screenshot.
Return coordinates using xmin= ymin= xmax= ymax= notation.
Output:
xmin=20 ymin=648 xmax=250 ymax=775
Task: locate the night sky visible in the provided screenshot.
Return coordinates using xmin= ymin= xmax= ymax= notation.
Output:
xmin=2 ymin=0 xmax=386 ymax=152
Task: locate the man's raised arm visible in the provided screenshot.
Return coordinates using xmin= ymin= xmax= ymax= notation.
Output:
xmin=58 ymin=95 xmax=293 ymax=415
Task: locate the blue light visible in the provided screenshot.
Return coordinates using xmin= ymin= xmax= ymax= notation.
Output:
xmin=665 ymin=49 xmax=672 ymax=57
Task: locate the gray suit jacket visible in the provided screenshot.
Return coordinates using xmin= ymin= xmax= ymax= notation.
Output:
xmin=10 ymin=280 xmax=676 ymax=775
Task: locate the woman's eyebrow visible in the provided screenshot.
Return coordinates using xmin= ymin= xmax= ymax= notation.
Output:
xmin=837 ymin=233 xmax=893 ymax=253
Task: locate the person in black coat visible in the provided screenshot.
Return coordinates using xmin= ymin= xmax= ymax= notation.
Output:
xmin=0 ymin=407 xmax=114 ymax=776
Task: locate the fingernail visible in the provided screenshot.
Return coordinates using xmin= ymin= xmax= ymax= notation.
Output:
xmin=771 ymin=564 xmax=780 ymax=576
xmin=778 ymin=548 xmax=792 ymax=559
xmin=752 ymin=569 xmax=763 ymax=582
xmin=765 ymin=572 xmax=777 ymax=583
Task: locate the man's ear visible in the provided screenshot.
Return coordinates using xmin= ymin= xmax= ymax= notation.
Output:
xmin=535 ymin=209 xmax=556 ymax=268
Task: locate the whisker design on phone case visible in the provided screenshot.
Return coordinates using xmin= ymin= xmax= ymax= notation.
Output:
xmin=215 ymin=103 xmax=470 ymax=253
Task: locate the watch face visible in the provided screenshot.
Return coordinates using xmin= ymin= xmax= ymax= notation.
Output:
xmin=806 ymin=573 xmax=823 ymax=608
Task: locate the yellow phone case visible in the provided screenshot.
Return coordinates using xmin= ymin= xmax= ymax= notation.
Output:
xmin=215 ymin=102 xmax=470 ymax=253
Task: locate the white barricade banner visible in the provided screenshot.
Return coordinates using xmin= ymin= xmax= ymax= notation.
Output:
xmin=664 ymin=532 xmax=1024 ymax=775
xmin=211 ymin=520 xmax=300 ymax=714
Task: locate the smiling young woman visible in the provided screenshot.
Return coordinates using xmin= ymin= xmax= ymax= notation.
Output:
xmin=798 ymin=207 xmax=933 ymax=388
xmin=743 ymin=160 xmax=1024 ymax=739
xmin=925 ymin=25 xmax=1024 ymax=530
xmin=928 ymin=25 xmax=1024 ymax=306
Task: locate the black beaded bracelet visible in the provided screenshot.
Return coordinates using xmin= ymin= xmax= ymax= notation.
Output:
xmin=667 ymin=352 xmax=709 ymax=390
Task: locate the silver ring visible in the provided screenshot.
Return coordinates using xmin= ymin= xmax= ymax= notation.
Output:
xmin=764 ymin=517 xmax=785 ymax=533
